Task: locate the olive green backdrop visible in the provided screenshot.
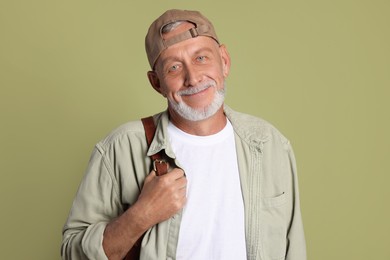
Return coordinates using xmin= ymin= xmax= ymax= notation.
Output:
xmin=0 ymin=1 xmax=389 ymax=259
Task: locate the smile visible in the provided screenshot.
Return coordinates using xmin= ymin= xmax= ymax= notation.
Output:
xmin=178 ymin=81 xmax=216 ymax=96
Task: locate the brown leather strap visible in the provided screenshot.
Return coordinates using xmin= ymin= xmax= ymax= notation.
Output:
xmin=124 ymin=116 xmax=169 ymax=260
xmin=141 ymin=116 xmax=168 ymax=176
xmin=141 ymin=116 xmax=156 ymax=147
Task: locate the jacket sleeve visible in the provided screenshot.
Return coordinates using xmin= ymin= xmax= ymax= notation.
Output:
xmin=61 ymin=146 xmax=123 ymax=260
xmin=285 ymin=142 xmax=307 ymax=260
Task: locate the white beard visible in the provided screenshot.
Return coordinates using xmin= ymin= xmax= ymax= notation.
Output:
xmin=168 ymin=80 xmax=226 ymax=122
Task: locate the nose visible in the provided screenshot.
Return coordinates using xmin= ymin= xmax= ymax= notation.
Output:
xmin=183 ymin=64 xmax=202 ymax=87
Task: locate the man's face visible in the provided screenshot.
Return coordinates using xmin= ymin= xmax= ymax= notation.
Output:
xmin=150 ymin=22 xmax=231 ymax=122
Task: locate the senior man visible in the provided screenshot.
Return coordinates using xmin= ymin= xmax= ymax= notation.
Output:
xmin=62 ymin=9 xmax=306 ymax=260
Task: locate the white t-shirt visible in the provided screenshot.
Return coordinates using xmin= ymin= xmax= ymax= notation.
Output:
xmin=168 ymin=120 xmax=247 ymax=260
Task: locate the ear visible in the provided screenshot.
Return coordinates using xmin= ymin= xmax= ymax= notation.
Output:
xmin=219 ymin=44 xmax=231 ymax=78
xmin=147 ymin=71 xmax=164 ymax=96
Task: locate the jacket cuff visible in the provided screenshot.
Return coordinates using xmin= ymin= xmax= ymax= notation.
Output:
xmin=82 ymin=222 xmax=109 ymax=260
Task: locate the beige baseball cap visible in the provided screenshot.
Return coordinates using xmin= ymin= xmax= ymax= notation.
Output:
xmin=145 ymin=9 xmax=220 ymax=68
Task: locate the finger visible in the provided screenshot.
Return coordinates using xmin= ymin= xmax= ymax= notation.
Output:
xmin=178 ymin=185 xmax=187 ymax=196
xmin=176 ymin=175 xmax=187 ymax=187
xmin=144 ymin=170 xmax=157 ymax=182
xmin=168 ymin=168 xmax=185 ymax=179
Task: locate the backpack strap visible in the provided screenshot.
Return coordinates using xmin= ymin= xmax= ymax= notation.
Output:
xmin=124 ymin=116 xmax=169 ymax=260
xmin=141 ymin=116 xmax=169 ymax=176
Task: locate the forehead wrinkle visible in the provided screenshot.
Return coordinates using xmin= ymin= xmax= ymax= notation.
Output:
xmin=160 ymin=45 xmax=216 ymax=66
xmin=193 ymin=46 xmax=215 ymax=57
xmin=155 ymin=36 xmax=221 ymax=72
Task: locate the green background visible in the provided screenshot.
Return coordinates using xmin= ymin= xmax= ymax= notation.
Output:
xmin=1 ymin=1 xmax=389 ymax=259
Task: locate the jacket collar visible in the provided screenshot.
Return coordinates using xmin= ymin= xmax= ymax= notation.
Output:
xmin=224 ymin=105 xmax=270 ymax=146
xmin=146 ymin=105 xmax=270 ymax=158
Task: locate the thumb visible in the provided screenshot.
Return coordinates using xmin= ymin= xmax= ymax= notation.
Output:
xmin=144 ymin=170 xmax=157 ymax=184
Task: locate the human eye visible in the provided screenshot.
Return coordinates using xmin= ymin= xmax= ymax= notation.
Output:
xmin=166 ymin=64 xmax=181 ymax=73
xmin=196 ymin=56 xmax=207 ymax=62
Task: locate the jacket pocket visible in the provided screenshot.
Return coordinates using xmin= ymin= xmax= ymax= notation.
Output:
xmin=261 ymin=192 xmax=287 ymax=260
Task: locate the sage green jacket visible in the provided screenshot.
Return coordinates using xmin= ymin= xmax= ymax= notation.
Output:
xmin=62 ymin=106 xmax=306 ymax=260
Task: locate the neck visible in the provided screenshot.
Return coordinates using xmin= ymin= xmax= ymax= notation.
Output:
xmin=168 ymin=106 xmax=227 ymax=136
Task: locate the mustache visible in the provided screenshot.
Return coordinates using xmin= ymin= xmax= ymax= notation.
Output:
xmin=178 ymin=80 xmax=217 ymax=96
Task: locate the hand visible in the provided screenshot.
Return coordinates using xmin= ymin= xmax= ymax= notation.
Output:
xmin=103 ymin=167 xmax=186 ymax=259
xmin=134 ymin=167 xmax=187 ymax=229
